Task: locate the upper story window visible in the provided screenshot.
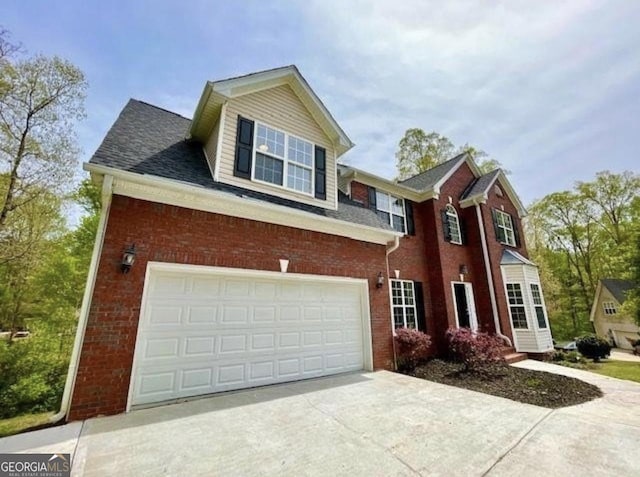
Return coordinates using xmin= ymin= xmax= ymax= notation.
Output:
xmin=493 ymin=209 xmax=517 ymax=247
xmin=376 ymin=191 xmax=405 ymax=233
xmin=506 ymin=283 xmax=528 ymax=329
xmin=253 ymin=123 xmax=313 ymax=195
xmin=602 ymin=301 xmax=617 ymax=315
xmin=445 ymin=205 xmax=462 ymax=245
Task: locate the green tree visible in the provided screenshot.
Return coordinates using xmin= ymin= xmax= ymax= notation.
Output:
xmin=395 ymin=130 xmax=508 ymax=180
xmin=0 ymin=39 xmax=87 ymax=235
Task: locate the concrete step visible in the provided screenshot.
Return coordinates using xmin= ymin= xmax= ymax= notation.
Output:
xmin=503 ymin=352 xmax=528 ymax=364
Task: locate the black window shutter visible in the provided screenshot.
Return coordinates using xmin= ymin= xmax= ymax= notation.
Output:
xmin=405 ymin=200 xmax=415 ymax=236
xmin=414 ymin=281 xmax=427 ymax=332
xmin=512 ymin=215 xmax=521 ymax=247
xmin=441 ymin=209 xmax=451 ymax=242
xmin=459 ymin=216 xmax=467 ymax=244
xmin=367 ymin=186 xmax=377 ymax=210
xmin=314 ymin=146 xmax=326 ymax=200
xmin=491 ymin=208 xmax=505 ymax=243
xmin=234 ymin=116 xmax=254 ymax=179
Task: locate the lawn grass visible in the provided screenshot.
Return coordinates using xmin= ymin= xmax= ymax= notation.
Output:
xmin=0 ymin=411 xmax=55 ymax=438
xmin=591 ymin=360 xmax=640 ymax=383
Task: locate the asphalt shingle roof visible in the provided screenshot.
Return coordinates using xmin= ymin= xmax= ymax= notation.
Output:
xmin=399 ymin=153 xmax=467 ymax=191
xmin=601 ymin=279 xmax=635 ymax=304
xmin=461 ymin=169 xmax=501 ymax=200
xmin=89 ymin=100 xmax=392 ymax=231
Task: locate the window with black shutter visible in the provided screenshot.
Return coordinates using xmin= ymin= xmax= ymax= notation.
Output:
xmin=492 ymin=209 xmax=517 ymax=246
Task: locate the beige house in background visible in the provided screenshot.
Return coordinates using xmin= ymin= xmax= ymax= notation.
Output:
xmin=590 ymin=279 xmax=638 ymax=349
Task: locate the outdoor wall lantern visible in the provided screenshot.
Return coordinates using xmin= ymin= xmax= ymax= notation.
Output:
xmin=121 ymin=244 xmax=137 ymax=273
xmin=459 ymin=264 xmax=469 ymax=276
xmin=376 ymin=272 xmax=385 ymax=288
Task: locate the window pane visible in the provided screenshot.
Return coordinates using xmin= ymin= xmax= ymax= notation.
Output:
xmin=392 ymin=215 xmax=405 ymax=233
xmin=506 ymin=284 xmax=524 ymax=305
xmin=288 ymin=136 xmax=313 ymax=167
xmin=287 ymin=164 xmax=312 ymax=194
xmin=377 ymin=210 xmax=390 ymax=225
xmin=255 ymin=153 xmax=283 ymax=185
xmin=510 ymin=306 xmax=528 ymax=329
xmin=376 ymin=192 xmax=390 ymax=212
xmin=535 ymin=307 xmax=547 ymax=328
xmin=391 ymin=197 xmax=404 ymax=216
xmin=256 ymin=125 xmax=285 ymax=158
xmin=393 ymin=307 xmax=404 ymax=329
xmin=530 ymin=284 xmax=542 ymax=305
xmin=405 ymin=308 xmax=417 ymax=329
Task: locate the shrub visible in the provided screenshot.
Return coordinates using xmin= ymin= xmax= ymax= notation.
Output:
xmin=551 ymin=350 xmax=566 ymax=362
xmin=394 ymin=328 xmax=432 ymax=371
xmin=446 ymin=328 xmax=505 ymax=372
xmin=564 ymin=351 xmax=583 ymax=363
xmin=576 ymin=334 xmax=611 ymax=362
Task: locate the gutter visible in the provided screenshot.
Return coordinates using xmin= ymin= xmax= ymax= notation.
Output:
xmin=475 ymin=203 xmax=512 ymax=346
xmin=385 ymin=236 xmax=401 ymax=369
xmin=51 ymin=176 xmax=114 ymax=423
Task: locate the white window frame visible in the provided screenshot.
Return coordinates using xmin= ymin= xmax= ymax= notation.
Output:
xmin=529 ymin=283 xmax=549 ymax=329
xmin=451 ymin=281 xmax=479 ymax=331
xmin=506 ymin=282 xmax=528 ymax=329
xmin=495 ymin=209 xmax=516 ymax=246
xmin=602 ymin=301 xmax=617 ymax=315
xmin=445 ymin=204 xmax=462 ymax=245
xmin=376 ymin=191 xmax=406 ymax=233
xmin=390 ymin=279 xmax=417 ymax=331
xmin=251 ymin=121 xmax=315 ymax=197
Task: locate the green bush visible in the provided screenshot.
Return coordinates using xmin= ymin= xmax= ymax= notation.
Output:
xmin=576 ymin=334 xmax=611 ymax=362
xmin=0 ymin=332 xmax=70 ymax=419
xmin=551 ymin=350 xmax=566 ymax=362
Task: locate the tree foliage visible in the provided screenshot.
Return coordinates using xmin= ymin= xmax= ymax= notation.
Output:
xmin=395 ymin=128 xmax=508 ymax=179
xmin=527 ymin=171 xmax=640 ymax=339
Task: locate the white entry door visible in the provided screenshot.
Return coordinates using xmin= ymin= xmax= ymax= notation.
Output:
xmin=129 ymin=264 xmax=371 ymax=408
xmin=452 ymin=282 xmax=479 ymax=331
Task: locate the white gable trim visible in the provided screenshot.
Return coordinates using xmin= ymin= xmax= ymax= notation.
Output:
xmin=84 ymin=163 xmax=401 ymax=246
xmin=191 ymin=66 xmax=354 ymax=156
xmin=589 ymin=281 xmax=603 ymax=323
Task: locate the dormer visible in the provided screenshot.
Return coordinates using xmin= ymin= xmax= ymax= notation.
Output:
xmin=189 ymin=66 xmax=354 ymax=211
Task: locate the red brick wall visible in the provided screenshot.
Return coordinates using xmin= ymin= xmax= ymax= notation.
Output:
xmin=481 ymin=179 xmax=529 ymax=342
xmin=68 ymin=195 xmax=392 ymax=420
xmin=350 ymin=181 xmax=370 ymax=207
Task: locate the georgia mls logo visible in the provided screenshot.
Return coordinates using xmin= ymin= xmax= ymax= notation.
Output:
xmin=0 ymin=453 xmax=71 ymax=477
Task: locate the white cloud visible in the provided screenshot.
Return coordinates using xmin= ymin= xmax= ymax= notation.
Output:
xmin=291 ymin=0 xmax=640 ymax=202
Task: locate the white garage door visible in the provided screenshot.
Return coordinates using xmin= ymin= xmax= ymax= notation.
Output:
xmin=129 ymin=265 xmax=370 ymax=407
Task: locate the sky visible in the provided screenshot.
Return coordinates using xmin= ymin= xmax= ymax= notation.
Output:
xmin=2 ymin=0 xmax=639 ymax=207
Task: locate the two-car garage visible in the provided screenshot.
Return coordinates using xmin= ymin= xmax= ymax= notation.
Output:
xmin=128 ymin=263 xmax=373 ymax=408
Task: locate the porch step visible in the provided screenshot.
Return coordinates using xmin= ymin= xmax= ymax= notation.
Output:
xmin=503 ymin=352 xmax=528 ymax=364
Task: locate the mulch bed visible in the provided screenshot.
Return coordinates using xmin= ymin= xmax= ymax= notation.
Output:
xmin=406 ymin=360 xmax=603 ymax=408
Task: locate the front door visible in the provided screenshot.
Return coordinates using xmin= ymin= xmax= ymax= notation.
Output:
xmin=452 ymin=282 xmax=478 ymax=331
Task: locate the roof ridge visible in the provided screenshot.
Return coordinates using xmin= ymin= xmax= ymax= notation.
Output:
xmin=399 ymin=152 xmax=467 ymax=184
xmin=211 ymin=65 xmax=298 ymax=85
xmin=129 ymin=98 xmax=192 ymax=121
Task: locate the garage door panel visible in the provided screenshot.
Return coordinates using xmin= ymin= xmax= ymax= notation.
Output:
xmin=131 ymin=269 xmax=367 ymax=407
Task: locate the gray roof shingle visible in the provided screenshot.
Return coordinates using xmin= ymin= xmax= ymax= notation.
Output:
xmin=461 ymin=169 xmax=501 ymax=200
xmin=89 ymin=100 xmax=392 ymax=231
xmin=601 ymin=279 xmax=635 ymax=304
xmin=399 ymin=153 xmax=467 ymax=191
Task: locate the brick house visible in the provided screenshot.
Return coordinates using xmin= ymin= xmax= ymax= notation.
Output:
xmin=63 ymin=66 xmax=553 ymax=420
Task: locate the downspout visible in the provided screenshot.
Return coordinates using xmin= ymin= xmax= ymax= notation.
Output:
xmin=385 ymin=236 xmax=401 ymax=369
xmin=51 ymin=175 xmax=114 ymax=423
xmin=475 ymin=203 xmax=512 ymax=346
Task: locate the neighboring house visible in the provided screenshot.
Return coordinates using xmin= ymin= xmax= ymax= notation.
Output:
xmin=64 ymin=66 xmax=553 ymax=421
xmin=590 ymin=279 xmax=638 ymax=349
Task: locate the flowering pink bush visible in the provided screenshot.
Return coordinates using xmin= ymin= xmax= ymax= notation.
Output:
xmin=394 ymin=328 xmax=432 ymax=371
xmin=446 ymin=327 xmax=505 ymax=372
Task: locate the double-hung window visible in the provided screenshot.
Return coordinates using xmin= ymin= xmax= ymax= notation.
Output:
xmin=530 ymin=284 xmax=548 ymax=329
xmin=254 ymin=123 xmax=313 ymax=195
xmin=391 ymin=280 xmax=416 ymax=329
xmin=506 ymin=283 xmax=528 ymax=329
xmin=495 ymin=209 xmax=516 ymax=246
xmin=376 ymin=191 xmax=406 ymax=233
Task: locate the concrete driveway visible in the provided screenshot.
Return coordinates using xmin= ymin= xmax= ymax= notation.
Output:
xmin=2 ymin=364 xmax=639 ymax=476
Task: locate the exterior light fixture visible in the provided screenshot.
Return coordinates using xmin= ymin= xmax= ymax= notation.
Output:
xmin=121 ymin=244 xmax=136 ymax=274
xmin=459 ymin=264 xmax=468 ymax=275
xmin=376 ymin=272 xmax=384 ymax=288
xmin=279 ymin=259 xmax=289 ymax=273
